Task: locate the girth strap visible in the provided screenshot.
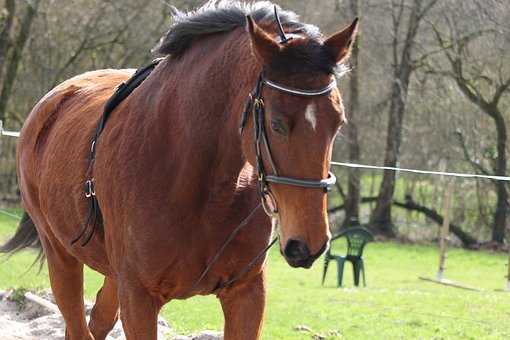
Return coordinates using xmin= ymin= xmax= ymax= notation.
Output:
xmin=90 ymin=59 xmax=163 ymax=160
xmin=72 ymin=59 xmax=163 ymax=247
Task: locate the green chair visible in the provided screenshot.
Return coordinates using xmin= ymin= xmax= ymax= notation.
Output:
xmin=322 ymin=226 xmax=374 ymax=287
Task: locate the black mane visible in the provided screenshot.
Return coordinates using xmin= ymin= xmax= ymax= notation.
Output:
xmin=154 ymin=1 xmax=336 ymax=74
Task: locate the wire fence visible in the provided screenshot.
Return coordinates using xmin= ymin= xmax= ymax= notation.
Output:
xmin=1 ymin=119 xmax=509 ymax=221
xmin=331 ymin=161 xmax=510 ymax=182
xmin=2 ymin=121 xmax=510 ymax=291
xmin=2 ymin=121 xmax=509 ymax=182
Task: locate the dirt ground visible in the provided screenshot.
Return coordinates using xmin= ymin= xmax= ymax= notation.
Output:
xmin=0 ymin=290 xmax=222 ymax=340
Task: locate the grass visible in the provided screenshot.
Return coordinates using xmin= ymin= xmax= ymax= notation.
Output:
xmin=1 ymin=210 xmax=510 ymax=339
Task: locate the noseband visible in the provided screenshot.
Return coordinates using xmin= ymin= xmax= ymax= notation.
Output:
xmin=239 ymin=74 xmax=337 ymax=216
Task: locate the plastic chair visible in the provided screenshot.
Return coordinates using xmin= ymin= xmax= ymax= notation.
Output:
xmin=322 ymin=226 xmax=374 ymax=287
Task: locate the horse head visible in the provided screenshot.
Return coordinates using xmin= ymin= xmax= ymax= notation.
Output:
xmin=242 ymin=14 xmax=359 ymax=268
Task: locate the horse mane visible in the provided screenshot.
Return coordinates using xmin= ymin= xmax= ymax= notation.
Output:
xmin=154 ymin=1 xmax=337 ymax=74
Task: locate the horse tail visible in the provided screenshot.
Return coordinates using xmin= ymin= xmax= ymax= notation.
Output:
xmin=0 ymin=212 xmax=45 ymax=270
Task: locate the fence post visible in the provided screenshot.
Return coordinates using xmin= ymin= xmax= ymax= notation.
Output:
xmin=436 ymin=178 xmax=454 ymax=281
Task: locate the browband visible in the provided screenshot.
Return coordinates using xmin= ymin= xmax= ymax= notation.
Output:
xmin=263 ymin=78 xmax=337 ymax=97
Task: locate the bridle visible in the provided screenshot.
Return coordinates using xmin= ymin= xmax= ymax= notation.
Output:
xmin=191 ymin=7 xmax=339 ymax=292
xmin=239 ymin=73 xmax=338 ymax=218
xmin=189 ymin=73 xmax=339 ymax=294
xmin=73 ymin=6 xmax=340 ymax=296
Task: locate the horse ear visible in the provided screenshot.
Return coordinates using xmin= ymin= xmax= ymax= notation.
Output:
xmin=246 ymin=15 xmax=281 ymax=63
xmin=324 ymin=18 xmax=359 ymax=64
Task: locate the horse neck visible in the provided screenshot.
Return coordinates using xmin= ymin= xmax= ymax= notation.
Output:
xmin=140 ymin=29 xmax=261 ymax=212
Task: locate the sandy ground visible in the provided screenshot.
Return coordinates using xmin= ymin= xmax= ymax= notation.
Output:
xmin=0 ymin=290 xmax=222 ymax=340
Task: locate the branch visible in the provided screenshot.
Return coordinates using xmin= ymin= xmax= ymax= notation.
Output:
xmin=51 ymin=4 xmax=110 ymax=86
xmin=328 ymin=196 xmax=479 ymax=248
xmin=431 ymin=25 xmax=496 ymax=116
xmin=453 ymin=130 xmax=493 ymax=179
xmin=0 ymin=0 xmax=16 ymax=80
xmin=416 ymin=0 xmax=439 ymax=21
xmin=393 ymin=196 xmax=479 ymax=248
xmin=0 ymin=0 xmax=40 ymax=122
xmin=391 ymin=0 xmax=405 ymax=67
xmin=335 ymin=180 xmax=346 ymax=201
xmin=492 ymin=76 xmax=510 ymax=107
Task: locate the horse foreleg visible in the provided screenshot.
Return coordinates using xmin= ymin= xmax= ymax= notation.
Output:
xmin=118 ymin=278 xmax=161 ymax=340
xmin=89 ymin=276 xmax=119 ymax=340
xmin=42 ymin=234 xmax=94 ymax=340
xmin=219 ymin=272 xmax=266 ymax=340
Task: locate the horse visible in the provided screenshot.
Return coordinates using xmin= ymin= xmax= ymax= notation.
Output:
xmin=1 ymin=2 xmax=358 ymax=339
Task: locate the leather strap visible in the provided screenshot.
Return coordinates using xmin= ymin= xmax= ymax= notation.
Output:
xmin=74 ymin=58 xmax=163 ymax=247
xmin=265 ymin=171 xmax=337 ymax=189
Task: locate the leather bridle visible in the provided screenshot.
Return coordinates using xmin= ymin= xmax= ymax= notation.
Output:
xmin=191 ymin=8 xmax=340 ymax=292
xmin=189 ymin=73 xmax=339 ymax=293
xmin=239 ymin=73 xmax=338 ymax=218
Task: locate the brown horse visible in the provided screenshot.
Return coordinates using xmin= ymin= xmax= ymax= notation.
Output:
xmin=1 ymin=2 xmax=357 ymax=339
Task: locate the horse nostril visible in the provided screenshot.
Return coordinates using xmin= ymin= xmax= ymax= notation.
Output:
xmin=284 ymin=239 xmax=310 ymax=261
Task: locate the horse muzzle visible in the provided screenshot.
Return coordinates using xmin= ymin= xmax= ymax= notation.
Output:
xmin=283 ymin=239 xmax=329 ymax=268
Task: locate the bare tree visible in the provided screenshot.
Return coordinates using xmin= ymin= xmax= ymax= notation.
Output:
xmin=428 ymin=18 xmax=509 ymax=243
xmin=0 ymin=0 xmax=16 ymax=82
xmin=342 ymin=0 xmax=362 ymax=227
xmin=0 ymin=0 xmax=41 ymax=123
xmin=370 ymin=0 xmax=438 ymax=236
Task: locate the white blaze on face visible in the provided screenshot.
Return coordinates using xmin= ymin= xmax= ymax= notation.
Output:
xmin=305 ymin=102 xmax=317 ymax=130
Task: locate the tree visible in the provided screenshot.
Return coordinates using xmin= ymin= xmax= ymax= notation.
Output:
xmin=370 ymin=0 xmax=438 ymax=236
xmin=0 ymin=0 xmax=41 ymax=124
xmin=428 ymin=20 xmax=509 ymax=243
xmin=342 ymin=0 xmax=362 ymax=227
xmin=0 ymin=0 xmax=15 ymax=82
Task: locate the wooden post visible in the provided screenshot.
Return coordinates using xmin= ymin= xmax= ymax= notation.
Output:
xmin=436 ymin=179 xmax=454 ymax=282
xmin=420 ymin=177 xmax=481 ymax=291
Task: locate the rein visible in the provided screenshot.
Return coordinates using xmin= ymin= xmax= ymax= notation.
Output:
xmin=188 ymin=73 xmax=338 ymax=292
xmin=189 ymin=203 xmax=279 ymax=293
xmin=190 ymin=204 xmax=262 ymax=292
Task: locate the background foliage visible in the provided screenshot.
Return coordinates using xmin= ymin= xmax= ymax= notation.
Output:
xmin=0 ymin=0 xmax=509 ymax=244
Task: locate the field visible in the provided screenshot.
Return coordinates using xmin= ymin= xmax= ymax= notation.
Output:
xmin=1 ymin=211 xmax=509 ymax=339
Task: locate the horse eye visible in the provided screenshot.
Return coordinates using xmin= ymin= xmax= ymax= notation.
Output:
xmin=270 ymin=119 xmax=287 ymax=135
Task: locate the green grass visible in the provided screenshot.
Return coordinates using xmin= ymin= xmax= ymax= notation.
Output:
xmin=1 ymin=211 xmax=510 ymax=339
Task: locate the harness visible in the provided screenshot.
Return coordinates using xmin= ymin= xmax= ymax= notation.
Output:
xmin=71 ymin=59 xmax=162 ymax=246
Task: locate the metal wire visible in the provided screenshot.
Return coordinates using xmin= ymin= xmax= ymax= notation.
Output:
xmin=3 ymin=120 xmax=510 ymax=182
xmin=0 ymin=209 xmax=22 ymax=220
xmin=331 ymin=161 xmax=510 ymax=182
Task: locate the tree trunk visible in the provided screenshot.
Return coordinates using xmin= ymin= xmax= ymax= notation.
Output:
xmin=370 ymin=0 xmax=427 ymax=236
xmin=369 ymin=77 xmax=407 ymax=236
xmin=0 ymin=0 xmax=16 ymax=83
xmin=492 ymin=112 xmax=508 ymax=243
xmin=433 ymin=25 xmax=509 ymax=243
xmin=342 ymin=0 xmax=361 ymax=228
xmin=0 ymin=0 xmax=40 ymax=123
